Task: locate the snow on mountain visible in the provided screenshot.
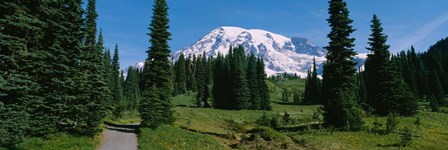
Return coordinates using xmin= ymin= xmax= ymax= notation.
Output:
xmin=134 ymin=26 xmax=366 ymax=77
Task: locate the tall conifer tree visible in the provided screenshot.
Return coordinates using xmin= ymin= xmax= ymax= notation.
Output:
xmin=322 ymin=0 xmax=363 ymax=131
xmin=139 ymin=0 xmax=174 ymax=128
xmin=364 ymin=15 xmax=417 ymax=116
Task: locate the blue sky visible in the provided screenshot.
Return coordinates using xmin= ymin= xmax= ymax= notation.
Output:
xmin=93 ymin=0 xmax=448 ymax=69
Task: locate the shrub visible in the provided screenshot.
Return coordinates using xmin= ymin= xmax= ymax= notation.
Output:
xmin=400 ymin=127 xmax=412 ymax=147
xmin=256 ymin=112 xmax=271 ymax=127
xmin=386 ymin=113 xmax=399 ymax=134
xmin=270 ymin=115 xmax=280 ymax=129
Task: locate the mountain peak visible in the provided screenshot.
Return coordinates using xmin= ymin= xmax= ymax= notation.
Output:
xmin=172 ymin=26 xmax=330 ymax=76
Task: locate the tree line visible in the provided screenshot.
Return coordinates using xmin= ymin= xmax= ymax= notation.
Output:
xmin=304 ymin=0 xmax=447 ymax=131
xmin=0 ymin=0 xmax=125 ymax=146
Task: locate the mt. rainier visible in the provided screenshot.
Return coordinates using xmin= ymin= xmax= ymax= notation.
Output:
xmin=135 ymin=26 xmax=366 ymax=77
xmin=171 ymin=26 xmax=365 ymax=77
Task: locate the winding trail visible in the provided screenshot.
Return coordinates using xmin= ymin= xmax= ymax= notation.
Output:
xmin=98 ymin=122 xmax=140 ymax=150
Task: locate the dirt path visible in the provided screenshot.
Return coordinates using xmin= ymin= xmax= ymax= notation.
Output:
xmin=98 ymin=122 xmax=140 ymax=150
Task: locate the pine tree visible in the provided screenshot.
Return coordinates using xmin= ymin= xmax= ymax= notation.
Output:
xmin=304 ymin=58 xmax=322 ymax=105
xmin=364 ymin=15 xmax=418 ymax=116
xmin=112 ymin=44 xmax=123 ymax=103
xmin=322 ymin=0 xmax=363 ymax=131
xmin=123 ymin=67 xmax=141 ymax=110
xmin=357 ymin=68 xmax=367 ymax=105
xmin=230 ymin=46 xmax=250 ymax=110
xmin=247 ymin=54 xmax=260 ymax=109
xmin=0 ymin=0 xmax=41 ymax=144
xmin=75 ymin=0 xmax=111 ymax=135
xmin=174 ymin=54 xmax=187 ymax=95
xmin=195 ymin=54 xmax=210 ymax=107
xmin=212 ymin=54 xmax=230 ymax=109
xmin=139 ymin=0 xmax=174 ymax=128
xmin=257 ymin=58 xmax=272 ymax=110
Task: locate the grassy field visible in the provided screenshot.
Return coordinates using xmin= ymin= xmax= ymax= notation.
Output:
xmin=160 ymin=79 xmax=448 ymax=149
xmin=138 ymin=125 xmax=226 ymax=150
xmin=5 ymin=133 xmax=100 ymax=150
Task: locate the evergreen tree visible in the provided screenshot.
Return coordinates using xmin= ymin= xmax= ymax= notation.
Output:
xmin=230 ymin=46 xmax=250 ymax=109
xmin=112 ymin=44 xmax=123 ymax=103
xmin=0 ymin=0 xmax=40 ymax=144
xmin=247 ymin=54 xmax=260 ymax=109
xmin=257 ymin=58 xmax=272 ymax=110
xmin=212 ymin=54 xmax=230 ymax=109
xmin=139 ymin=0 xmax=174 ymax=128
xmin=364 ymin=15 xmax=417 ymax=116
xmin=322 ymin=0 xmax=363 ymax=131
xmin=195 ymin=54 xmax=210 ymax=107
xmin=174 ymin=54 xmax=187 ymax=95
xmin=357 ymin=68 xmax=367 ymax=105
xmin=123 ymin=67 xmax=141 ymax=110
xmin=304 ymin=58 xmax=322 ymax=104
xmin=75 ymin=0 xmax=111 ymax=135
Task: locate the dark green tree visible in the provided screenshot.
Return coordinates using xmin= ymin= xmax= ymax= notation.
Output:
xmin=139 ymin=0 xmax=174 ymax=128
xmin=321 ymin=0 xmax=364 ymax=131
xmin=195 ymin=54 xmax=210 ymax=107
xmin=112 ymin=45 xmax=123 ymax=102
xmin=257 ymin=58 xmax=272 ymax=110
xmin=123 ymin=67 xmax=141 ymax=110
xmin=304 ymin=58 xmax=322 ymax=104
xmin=230 ymin=46 xmax=250 ymax=110
xmin=364 ymin=15 xmax=417 ymax=116
xmin=212 ymin=54 xmax=230 ymax=109
xmin=76 ymin=0 xmax=111 ymax=135
xmin=174 ymin=54 xmax=187 ymax=95
xmin=247 ymin=54 xmax=260 ymax=109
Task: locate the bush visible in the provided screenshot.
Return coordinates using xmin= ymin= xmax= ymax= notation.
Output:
xmin=400 ymin=127 xmax=412 ymax=147
xmin=282 ymin=111 xmax=291 ymax=125
xmin=256 ymin=112 xmax=271 ymax=127
xmin=386 ymin=113 xmax=399 ymax=134
xmin=270 ymin=115 xmax=280 ymax=129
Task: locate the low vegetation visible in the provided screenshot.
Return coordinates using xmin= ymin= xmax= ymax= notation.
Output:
xmin=3 ymin=134 xmax=100 ymax=150
xmin=138 ymin=126 xmax=225 ymax=150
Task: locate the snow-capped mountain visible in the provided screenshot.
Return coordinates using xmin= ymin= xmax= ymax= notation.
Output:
xmin=135 ymin=26 xmax=366 ymax=77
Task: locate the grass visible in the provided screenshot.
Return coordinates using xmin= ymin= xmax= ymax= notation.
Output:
xmin=104 ymin=110 xmax=142 ymax=125
xmin=291 ymin=111 xmax=448 ymax=150
xmin=167 ymin=80 xmax=448 ymax=150
xmin=138 ymin=125 xmax=227 ymax=150
xmin=7 ymin=133 xmax=100 ymax=150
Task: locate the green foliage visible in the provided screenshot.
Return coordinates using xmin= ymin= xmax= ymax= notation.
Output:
xmin=281 ymin=88 xmax=290 ymax=103
xmin=322 ymin=0 xmax=363 ymax=130
xmin=0 ymin=103 xmax=28 ymax=147
xmin=365 ymin=15 xmax=418 ymax=117
xmin=211 ymin=46 xmax=270 ymax=110
xmin=256 ymin=112 xmax=271 ymax=127
xmin=123 ymin=67 xmax=141 ymax=110
xmin=400 ymin=127 xmax=413 ymax=147
xmin=270 ymin=115 xmax=280 ymax=129
xmin=304 ymin=58 xmax=322 ymax=105
xmin=282 ymin=111 xmax=291 ymax=125
xmin=139 ymin=0 xmax=175 ymax=128
xmin=386 ymin=113 xmax=399 ymax=134
xmin=173 ymin=54 xmax=187 ymax=95
xmin=13 ymin=133 xmax=99 ymax=150
xmin=138 ymin=126 xmax=226 ymax=150
xmin=195 ymin=54 xmax=210 ymax=107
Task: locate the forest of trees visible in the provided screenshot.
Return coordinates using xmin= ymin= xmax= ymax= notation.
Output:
xmin=1 ymin=0 xmax=447 ymax=148
xmin=0 ymin=0 xmax=125 ymax=146
xmin=302 ymin=0 xmax=448 ymax=131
